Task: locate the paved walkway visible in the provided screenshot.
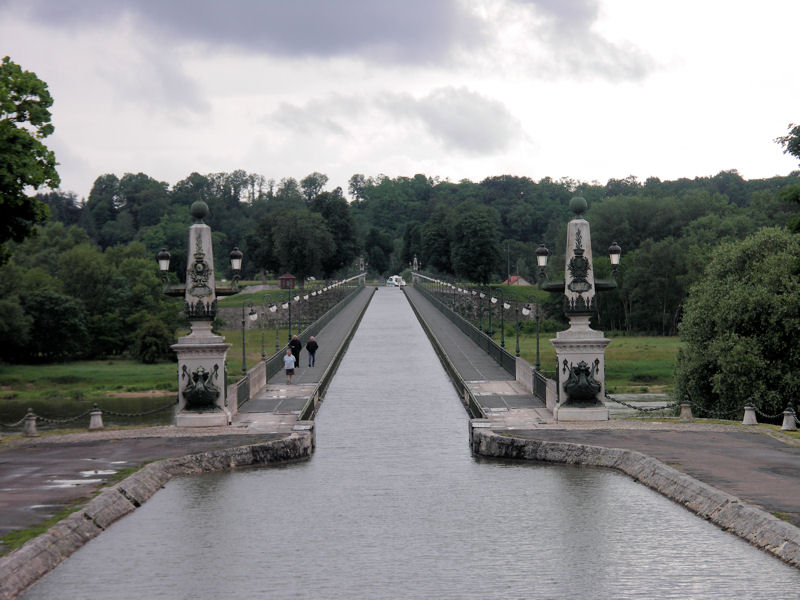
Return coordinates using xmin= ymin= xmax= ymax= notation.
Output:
xmin=232 ymin=286 xmax=373 ymax=432
xmin=403 ymin=286 xmax=552 ymax=428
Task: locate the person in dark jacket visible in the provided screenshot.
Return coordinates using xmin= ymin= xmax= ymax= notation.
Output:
xmin=306 ymin=336 xmax=319 ymax=367
xmin=289 ymin=335 xmax=302 ymax=370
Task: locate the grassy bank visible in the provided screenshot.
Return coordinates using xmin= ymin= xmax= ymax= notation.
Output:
xmin=499 ymin=331 xmax=681 ymax=394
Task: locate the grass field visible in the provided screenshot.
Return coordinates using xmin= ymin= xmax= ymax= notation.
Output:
xmin=0 ymin=329 xmax=682 ymax=425
xmin=492 ymin=330 xmax=681 ymax=394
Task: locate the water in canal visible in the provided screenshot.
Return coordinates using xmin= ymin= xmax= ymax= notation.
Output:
xmin=23 ymin=289 xmax=800 ymax=599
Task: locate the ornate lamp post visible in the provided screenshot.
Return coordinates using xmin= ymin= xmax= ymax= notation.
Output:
xmin=157 ymin=201 xmax=243 ymax=427
xmin=536 ymin=196 xmax=622 ymax=421
xmin=241 ymin=302 xmax=256 ymax=375
xmin=496 ymin=289 xmax=508 ymax=348
xmin=269 ymin=303 xmax=279 ymax=352
xmin=478 ymin=290 xmax=485 ymax=332
xmin=486 ymin=287 xmax=493 ymax=337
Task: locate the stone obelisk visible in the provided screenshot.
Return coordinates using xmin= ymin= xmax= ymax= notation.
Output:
xmin=550 ymin=197 xmax=610 ymax=421
xmin=172 ymin=202 xmax=231 ymax=427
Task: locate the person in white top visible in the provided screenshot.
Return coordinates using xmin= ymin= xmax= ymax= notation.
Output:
xmin=283 ymin=349 xmax=296 ymax=384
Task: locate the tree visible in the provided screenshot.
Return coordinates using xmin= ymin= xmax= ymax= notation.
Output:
xmin=0 ymin=56 xmax=60 ymax=263
xmin=421 ymin=205 xmax=453 ymax=273
xmin=300 ymin=172 xmax=328 ymax=204
xmin=776 ymin=123 xmax=800 ymax=162
xmin=311 ymin=189 xmax=360 ymax=274
xmin=776 ymin=123 xmax=800 ymax=232
xmin=270 ymin=209 xmax=335 ymax=281
xmin=450 ymin=204 xmax=500 ymax=283
xmin=676 ymin=227 xmax=800 ymax=417
xmin=133 ymin=317 xmax=173 ymax=364
xmin=21 ymin=290 xmax=89 ymax=361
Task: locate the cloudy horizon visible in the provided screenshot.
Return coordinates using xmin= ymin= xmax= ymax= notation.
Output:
xmin=2 ymin=0 xmax=798 ymax=200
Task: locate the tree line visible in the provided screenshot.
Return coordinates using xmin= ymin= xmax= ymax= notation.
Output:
xmin=28 ymin=166 xmax=800 ymax=340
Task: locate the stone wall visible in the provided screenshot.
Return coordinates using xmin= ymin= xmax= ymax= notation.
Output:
xmin=0 ymin=432 xmax=314 ymax=600
xmin=471 ymin=427 xmax=800 ymax=569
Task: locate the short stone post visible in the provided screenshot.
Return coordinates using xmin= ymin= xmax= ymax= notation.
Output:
xmin=678 ymin=403 xmax=693 ymax=422
xmin=22 ymin=409 xmax=38 ymax=437
xmin=89 ymin=404 xmax=104 ymax=430
xmin=781 ymin=406 xmax=798 ymax=431
xmin=742 ymin=405 xmax=758 ymax=425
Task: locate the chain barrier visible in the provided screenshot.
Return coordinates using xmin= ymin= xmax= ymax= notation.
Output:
xmin=100 ymin=397 xmax=178 ymax=417
xmin=35 ymin=409 xmax=94 ymax=424
xmin=604 ymin=393 xmax=680 ymax=413
xmin=754 ymin=406 xmax=787 ymax=420
xmin=0 ymin=415 xmax=28 ymax=429
xmin=0 ymin=397 xmax=178 ymax=431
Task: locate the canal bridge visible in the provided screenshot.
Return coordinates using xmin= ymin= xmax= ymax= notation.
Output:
xmin=230 ymin=281 xmax=553 ymax=434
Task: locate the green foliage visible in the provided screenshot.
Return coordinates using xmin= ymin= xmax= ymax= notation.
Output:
xmin=676 ymin=227 xmax=800 ymax=416
xmin=776 ymin=123 xmax=800 ymax=163
xmin=133 ymin=317 xmax=174 ymax=364
xmin=0 ymin=223 xmax=181 ymax=363
xmin=0 ymin=56 xmax=59 ymax=263
xmin=0 ymin=297 xmax=32 ymax=361
xmin=450 ymin=204 xmax=500 ymax=283
xmin=21 ymin=290 xmax=89 ymax=361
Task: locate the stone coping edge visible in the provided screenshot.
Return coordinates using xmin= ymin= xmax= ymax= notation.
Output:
xmin=471 ymin=427 xmax=800 ymax=569
xmin=0 ymin=431 xmax=314 ymax=600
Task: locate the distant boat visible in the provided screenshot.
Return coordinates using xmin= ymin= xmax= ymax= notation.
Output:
xmin=385 ymin=275 xmax=406 ymax=287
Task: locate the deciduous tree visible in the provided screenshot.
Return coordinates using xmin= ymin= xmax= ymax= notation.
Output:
xmin=0 ymin=56 xmax=60 ymax=263
xmin=676 ymin=227 xmax=800 ymax=417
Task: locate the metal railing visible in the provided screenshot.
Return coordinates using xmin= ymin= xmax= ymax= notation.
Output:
xmin=533 ymin=370 xmax=548 ymax=403
xmin=413 ymin=278 xmax=516 ymax=377
xmin=262 ymin=281 xmax=365 ymax=388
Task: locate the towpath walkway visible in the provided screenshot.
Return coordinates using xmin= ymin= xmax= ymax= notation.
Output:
xmin=403 ymin=285 xmax=553 ymax=429
xmin=232 ymin=286 xmax=373 ymax=433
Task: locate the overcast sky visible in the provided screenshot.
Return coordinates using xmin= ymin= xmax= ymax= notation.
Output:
xmin=2 ymin=0 xmax=799 ymax=200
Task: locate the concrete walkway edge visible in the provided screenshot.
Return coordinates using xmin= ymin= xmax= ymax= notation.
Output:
xmin=471 ymin=427 xmax=800 ymax=569
xmin=0 ymin=432 xmax=314 ymax=600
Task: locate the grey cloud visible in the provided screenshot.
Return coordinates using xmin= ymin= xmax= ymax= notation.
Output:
xmin=268 ymin=96 xmax=366 ymax=136
xmin=3 ymin=0 xmax=654 ymax=80
xmin=382 ymin=87 xmax=523 ymax=154
xmin=266 ymin=87 xmax=523 ymax=156
xmin=6 ymin=0 xmax=486 ymax=64
xmin=511 ymin=0 xmax=654 ymax=80
xmin=99 ymin=46 xmax=210 ymax=115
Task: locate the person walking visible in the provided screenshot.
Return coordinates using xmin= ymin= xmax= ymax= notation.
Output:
xmin=289 ymin=335 xmax=302 ymax=371
xmin=306 ymin=336 xmax=319 ymax=367
xmin=283 ymin=349 xmax=296 ymax=384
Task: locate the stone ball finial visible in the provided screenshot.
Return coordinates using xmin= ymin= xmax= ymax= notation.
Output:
xmin=190 ymin=201 xmax=209 ymax=222
xmin=569 ymin=196 xmax=588 ymax=216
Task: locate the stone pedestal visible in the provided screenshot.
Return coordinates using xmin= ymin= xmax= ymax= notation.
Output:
xmin=172 ymin=318 xmax=231 ymax=427
xmin=551 ymin=316 xmax=609 ymax=422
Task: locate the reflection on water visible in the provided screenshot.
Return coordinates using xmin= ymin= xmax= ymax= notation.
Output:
xmin=22 ymin=290 xmax=800 ymax=599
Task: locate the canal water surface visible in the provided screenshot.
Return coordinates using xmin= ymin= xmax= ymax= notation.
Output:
xmin=22 ymin=289 xmax=800 ymax=599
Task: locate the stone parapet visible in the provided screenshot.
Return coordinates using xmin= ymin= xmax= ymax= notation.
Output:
xmin=0 ymin=432 xmax=314 ymax=600
xmin=470 ymin=427 xmax=800 ymax=569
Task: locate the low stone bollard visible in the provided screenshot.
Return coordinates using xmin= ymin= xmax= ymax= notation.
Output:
xmin=678 ymin=403 xmax=693 ymax=422
xmin=781 ymin=407 xmax=798 ymax=431
xmin=742 ymin=405 xmax=758 ymax=425
xmin=89 ymin=404 xmax=104 ymax=430
xmin=22 ymin=409 xmax=38 ymax=437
